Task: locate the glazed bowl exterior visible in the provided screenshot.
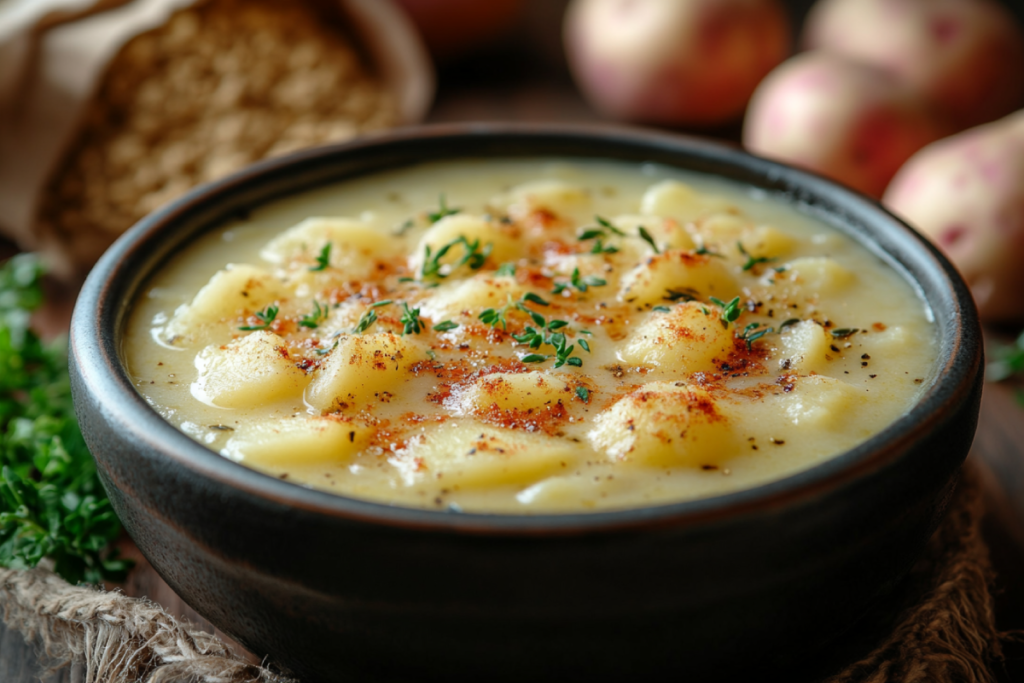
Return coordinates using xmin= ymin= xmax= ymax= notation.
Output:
xmin=69 ymin=124 xmax=983 ymax=683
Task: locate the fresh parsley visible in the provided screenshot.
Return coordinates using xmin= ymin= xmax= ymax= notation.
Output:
xmin=239 ymin=304 xmax=279 ymax=331
xmin=0 ymin=255 xmax=130 ymax=584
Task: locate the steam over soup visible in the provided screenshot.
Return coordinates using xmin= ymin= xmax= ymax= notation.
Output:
xmin=124 ymin=160 xmax=937 ymax=513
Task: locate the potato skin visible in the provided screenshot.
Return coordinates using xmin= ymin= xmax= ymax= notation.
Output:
xmin=804 ymin=0 xmax=1024 ymax=129
xmin=742 ymin=51 xmax=948 ymax=198
xmin=883 ymin=111 xmax=1024 ymax=322
xmin=564 ymin=0 xmax=791 ymax=127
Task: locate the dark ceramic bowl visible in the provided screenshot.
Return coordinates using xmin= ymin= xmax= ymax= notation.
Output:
xmin=70 ymin=124 xmax=982 ymax=683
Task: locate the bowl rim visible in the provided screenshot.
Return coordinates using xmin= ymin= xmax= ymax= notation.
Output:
xmin=70 ymin=121 xmax=982 ymax=534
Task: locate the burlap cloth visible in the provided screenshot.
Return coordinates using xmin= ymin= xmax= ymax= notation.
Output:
xmin=0 ymin=462 xmax=1016 ymax=683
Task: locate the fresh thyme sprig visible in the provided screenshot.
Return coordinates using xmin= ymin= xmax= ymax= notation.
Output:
xmin=479 ymin=292 xmax=547 ymax=330
xmin=299 ymin=301 xmax=329 ymax=329
xmin=830 ymin=328 xmax=859 ymax=339
xmin=638 ymin=226 xmax=660 ymax=254
xmin=433 ymin=320 xmax=459 ymax=332
xmin=427 ymin=194 xmax=461 ymax=224
xmin=353 ymin=300 xmax=392 ymax=334
xmin=579 ymin=216 xmax=622 ymax=255
xmin=664 ymin=287 xmax=698 ymax=302
xmin=738 ymin=322 xmax=774 ymax=351
xmin=239 ymin=304 xmax=279 ymax=331
xmin=309 ymin=243 xmax=332 ymax=272
xmin=0 ymin=255 xmax=130 ymax=584
xmin=420 ymin=236 xmax=493 ymax=281
xmin=695 ymin=242 xmax=722 ymax=258
xmin=496 ymin=262 xmax=516 ymax=277
xmin=552 ymin=268 xmax=607 ymax=295
xmin=737 ymin=242 xmax=775 ymax=271
xmin=709 ymin=296 xmax=742 ymax=329
xmin=576 ymin=386 xmax=590 ymax=403
xmin=399 ymin=302 xmax=424 ymax=335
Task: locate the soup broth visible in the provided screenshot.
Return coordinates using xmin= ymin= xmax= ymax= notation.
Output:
xmin=123 ymin=159 xmax=937 ymax=513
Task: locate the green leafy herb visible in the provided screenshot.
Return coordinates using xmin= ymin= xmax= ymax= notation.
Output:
xmin=695 ymin=243 xmax=722 ymax=258
xmin=309 ymin=243 xmax=332 ymax=272
xmin=353 ymin=301 xmax=390 ymax=334
xmin=521 ymin=292 xmax=549 ymax=307
xmin=399 ymin=303 xmax=424 ymax=335
xmin=433 ymin=320 xmax=459 ymax=332
xmin=664 ymin=288 xmax=697 ymax=302
xmin=830 ymin=328 xmax=859 ymax=339
xmin=737 ymin=242 xmax=775 ymax=271
xmin=427 ymin=194 xmax=460 ymax=224
xmin=590 ymin=239 xmax=619 ymax=255
xmin=651 ymin=305 xmax=671 ymax=313
xmin=0 ymin=255 xmax=130 ymax=584
xmin=988 ymin=330 xmax=1024 ymax=382
xmin=479 ymin=305 xmax=510 ymax=330
xmin=779 ymin=318 xmax=801 ymax=331
xmin=238 ymin=304 xmax=279 ymax=331
xmin=299 ymin=301 xmax=329 ymax=329
xmin=638 ymin=226 xmax=660 ymax=254
xmin=496 ymin=263 xmax=516 ymax=277
xmin=420 ymin=236 xmax=493 ymax=281
xmin=738 ymin=322 xmax=774 ymax=351
xmin=579 ymin=339 xmax=591 ymax=353
xmin=521 ymin=354 xmax=547 ymax=363
xmin=595 ymin=216 xmax=626 ymax=236
xmin=552 ymin=268 xmax=607 ymax=295
xmin=576 ymin=386 xmax=590 ymax=403
xmin=709 ymin=296 xmax=742 ymax=329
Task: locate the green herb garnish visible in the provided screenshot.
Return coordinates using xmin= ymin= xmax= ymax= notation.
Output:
xmin=664 ymin=288 xmax=697 ymax=302
xmin=496 ymin=263 xmax=516 ymax=277
xmin=0 ymin=255 xmax=130 ymax=584
xmin=428 ymin=194 xmax=460 ymax=224
xmin=420 ymin=236 xmax=493 ymax=281
xmin=738 ymin=322 xmax=774 ymax=351
xmin=576 ymin=386 xmax=590 ymax=403
xmin=709 ymin=296 xmax=742 ymax=329
xmin=433 ymin=320 xmax=459 ymax=332
xmin=354 ymin=301 xmax=391 ymax=334
xmin=737 ymin=242 xmax=776 ymax=271
xmin=779 ymin=318 xmax=801 ymax=331
xmin=239 ymin=304 xmax=279 ymax=331
xmin=521 ymin=354 xmax=547 ymax=363
xmin=830 ymin=328 xmax=859 ymax=339
xmin=695 ymin=243 xmax=722 ymax=258
xmin=309 ymin=243 xmax=332 ymax=272
xmin=652 ymin=305 xmax=671 ymax=313
xmin=552 ymin=267 xmax=607 ymax=295
xmin=299 ymin=301 xmax=329 ymax=329
xmin=595 ymin=216 xmax=626 ymax=236
xmin=399 ymin=302 xmax=424 ymax=335
xmin=638 ymin=226 xmax=661 ymax=254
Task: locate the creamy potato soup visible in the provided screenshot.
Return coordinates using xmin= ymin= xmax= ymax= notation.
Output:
xmin=124 ymin=159 xmax=937 ymax=513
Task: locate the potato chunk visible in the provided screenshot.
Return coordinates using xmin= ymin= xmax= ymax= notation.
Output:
xmin=409 ymin=214 xmax=518 ymax=278
xmin=165 ymin=264 xmax=286 ymax=341
xmin=620 ymin=302 xmax=735 ymax=370
xmin=589 ymin=383 xmax=736 ymax=467
xmin=305 ymin=332 xmax=430 ymax=412
xmin=417 ymin=274 xmax=527 ymax=322
xmin=192 ymin=331 xmax=307 ymax=408
xmin=783 ymin=257 xmax=855 ymax=294
xmin=781 ymin=375 xmax=869 ymax=431
xmin=777 ymin=320 xmax=833 ymax=374
xmin=499 ymin=179 xmax=592 ymax=223
xmin=223 ymin=416 xmax=373 ymax=467
xmin=453 ymin=371 xmax=574 ymax=414
xmin=395 ymin=420 xmax=577 ymax=488
xmin=640 ymin=180 xmax=732 ymax=223
xmin=618 ymin=250 xmax=737 ymax=307
xmin=260 ymin=217 xmax=399 ymax=278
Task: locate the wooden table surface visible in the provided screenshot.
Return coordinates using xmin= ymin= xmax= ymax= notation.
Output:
xmin=4 ymin=1 xmax=1024 ymax=680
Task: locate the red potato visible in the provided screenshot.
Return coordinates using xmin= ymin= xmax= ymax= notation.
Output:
xmin=564 ymin=0 xmax=791 ymax=127
xmin=883 ymin=111 xmax=1024 ymax=322
xmin=742 ymin=52 xmax=949 ymax=198
xmin=804 ymin=0 xmax=1024 ymax=129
